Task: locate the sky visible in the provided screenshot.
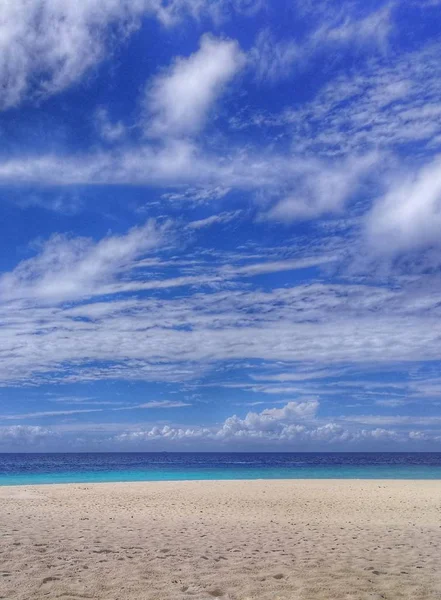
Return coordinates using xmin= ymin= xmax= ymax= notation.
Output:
xmin=1 ymin=0 xmax=441 ymax=452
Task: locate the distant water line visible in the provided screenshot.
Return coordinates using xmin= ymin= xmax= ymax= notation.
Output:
xmin=0 ymin=452 xmax=441 ymax=486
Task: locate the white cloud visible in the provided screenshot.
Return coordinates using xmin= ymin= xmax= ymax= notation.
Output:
xmin=153 ymin=0 xmax=265 ymax=26
xmin=0 ymin=0 xmax=140 ymax=109
xmin=145 ymin=34 xmax=245 ymax=138
xmin=254 ymin=42 xmax=441 ymax=159
xmin=122 ymin=400 xmax=192 ymax=409
xmin=188 ymin=211 xmax=241 ymax=229
xmin=264 ymin=154 xmax=377 ymax=222
xmin=251 ymin=385 xmax=314 ymax=395
xmin=0 ymin=141 xmax=201 ymax=185
xmin=344 ymin=415 xmax=441 ymax=427
xmin=138 ymin=400 xmax=191 ymax=408
xmin=220 ymin=256 xmax=337 ymax=276
xmin=250 ymin=369 xmax=344 ymax=382
xmin=0 ymin=0 xmax=256 ymax=110
xmin=249 ymin=29 xmax=299 ymax=83
xmin=0 ymin=219 xmax=166 ymax=302
xmin=1 ymin=400 xmax=438 ymax=450
xmin=162 ymin=186 xmax=231 ymax=204
xmin=312 ymin=5 xmax=392 ymax=50
xmin=375 ymin=399 xmax=412 ymax=407
xmin=52 ymin=397 xmax=125 ymax=406
xmin=249 ymin=6 xmax=392 ymax=84
xmin=220 ymin=400 xmax=319 ymax=435
xmin=95 ymin=108 xmax=126 ymax=142
xmin=0 ymin=221 xmax=337 ymax=304
xmin=115 ymin=400 xmax=321 ymax=444
xmin=113 ymin=400 xmax=441 ymax=447
xmin=0 ymin=425 xmax=54 ymax=446
xmin=365 ymin=155 xmax=441 ymax=259
xmin=1 ymin=245 xmax=441 ymax=387
xmin=248 ymin=5 xmax=392 ymax=83
xmin=0 ymin=140 xmax=377 ymax=230
xmin=0 ymin=409 xmax=104 ymax=421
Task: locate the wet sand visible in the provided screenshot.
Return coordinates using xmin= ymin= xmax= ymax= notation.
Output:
xmin=0 ymin=480 xmax=440 ymax=599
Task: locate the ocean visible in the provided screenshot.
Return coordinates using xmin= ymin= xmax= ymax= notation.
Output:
xmin=0 ymin=452 xmax=441 ymax=485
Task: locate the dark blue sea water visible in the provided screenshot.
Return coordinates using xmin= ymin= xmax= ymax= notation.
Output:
xmin=1 ymin=453 xmax=441 ymax=485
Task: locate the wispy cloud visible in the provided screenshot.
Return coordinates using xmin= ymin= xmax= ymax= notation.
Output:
xmin=0 ymin=409 xmax=103 ymax=421
xmin=188 ymin=211 xmax=242 ymax=229
xmin=117 ymin=400 xmax=192 ymax=410
xmin=95 ymin=108 xmax=127 ymax=142
xmin=343 ymin=415 xmax=441 ymax=427
xmin=249 ymin=29 xmax=300 ymax=83
xmin=0 ymin=219 xmax=167 ymax=302
xmin=0 ymin=223 xmax=337 ymax=305
xmin=0 ymin=0 xmax=256 ymax=110
xmin=375 ymin=399 xmax=412 ymax=407
xmin=246 ymin=42 xmax=441 ymax=159
xmin=51 ymin=397 xmax=126 ymax=406
xmin=249 ymin=5 xmax=392 ymax=84
xmin=1 ymin=237 xmax=441 ymax=388
xmin=310 ymin=4 xmax=392 ymax=50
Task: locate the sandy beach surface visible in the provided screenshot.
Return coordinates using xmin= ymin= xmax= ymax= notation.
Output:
xmin=0 ymin=480 xmax=440 ymax=600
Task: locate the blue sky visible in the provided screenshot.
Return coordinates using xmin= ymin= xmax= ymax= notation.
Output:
xmin=1 ymin=0 xmax=441 ymax=451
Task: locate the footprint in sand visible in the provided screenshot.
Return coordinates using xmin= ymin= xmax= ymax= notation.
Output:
xmin=41 ymin=576 xmax=60 ymax=584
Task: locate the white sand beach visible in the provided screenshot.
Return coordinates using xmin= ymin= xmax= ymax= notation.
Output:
xmin=0 ymin=480 xmax=440 ymax=599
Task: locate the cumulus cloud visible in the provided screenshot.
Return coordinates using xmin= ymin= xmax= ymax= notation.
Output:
xmin=219 ymin=400 xmax=319 ymax=435
xmin=1 ymin=399 xmax=438 ymax=450
xmin=0 ymin=425 xmax=54 ymax=446
xmin=115 ymin=400 xmax=321 ymax=444
xmin=113 ymin=400 xmax=440 ymax=447
xmin=145 ymin=34 xmax=245 ymax=138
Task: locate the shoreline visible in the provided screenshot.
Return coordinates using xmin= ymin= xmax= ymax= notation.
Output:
xmin=2 ymin=477 xmax=441 ymax=489
xmin=1 ymin=475 xmax=441 ymax=488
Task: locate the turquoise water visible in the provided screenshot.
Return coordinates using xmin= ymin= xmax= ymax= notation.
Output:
xmin=1 ymin=453 xmax=441 ymax=485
